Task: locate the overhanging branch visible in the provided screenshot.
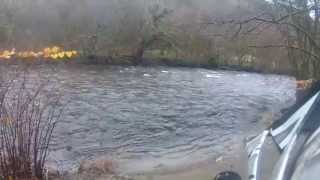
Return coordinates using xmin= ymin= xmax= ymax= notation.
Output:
xmin=248 ymin=44 xmax=320 ymax=60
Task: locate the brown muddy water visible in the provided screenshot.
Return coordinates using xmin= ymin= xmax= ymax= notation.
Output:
xmin=2 ymin=64 xmax=296 ymax=174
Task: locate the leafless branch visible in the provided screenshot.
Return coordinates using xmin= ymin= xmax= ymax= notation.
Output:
xmin=0 ymin=74 xmax=63 ymax=180
xmin=248 ymin=44 xmax=320 ymax=59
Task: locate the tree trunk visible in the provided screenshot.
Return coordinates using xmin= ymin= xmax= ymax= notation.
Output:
xmin=133 ymin=42 xmax=144 ymax=65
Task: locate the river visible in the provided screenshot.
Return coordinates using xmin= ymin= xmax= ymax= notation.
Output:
xmin=9 ymin=64 xmax=296 ymax=173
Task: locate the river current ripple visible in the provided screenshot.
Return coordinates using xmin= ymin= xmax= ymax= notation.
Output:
xmin=15 ymin=65 xmax=296 ymax=172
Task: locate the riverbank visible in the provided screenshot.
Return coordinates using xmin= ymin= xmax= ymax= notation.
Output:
xmin=75 ymin=56 xmax=291 ymax=75
xmin=132 ymin=143 xmax=248 ymax=180
xmin=0 ymin=56 xmax=292 ymax=76
xmin=48 ymin=141 xmax=249 ymax=180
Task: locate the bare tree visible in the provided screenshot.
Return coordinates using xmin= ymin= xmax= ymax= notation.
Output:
xmin=208 ymin=0 xmax=320 ymax=79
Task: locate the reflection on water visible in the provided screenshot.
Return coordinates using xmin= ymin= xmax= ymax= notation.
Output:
xmin=10 ymin=65 xmax=296 ymax=172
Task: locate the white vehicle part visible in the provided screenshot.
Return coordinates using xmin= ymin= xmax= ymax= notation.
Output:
xmin=271 ymin=92 xmax=320 ymax=150
xmin=246 ymin=130 xmax=269 ymax=180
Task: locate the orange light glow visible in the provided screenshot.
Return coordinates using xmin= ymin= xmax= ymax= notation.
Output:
xmin=0 ymin=46 xmax=78 ymax=60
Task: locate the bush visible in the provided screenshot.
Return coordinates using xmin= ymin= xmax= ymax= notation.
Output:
xmin=208 ymin=55 xmax=220 ymax=68
xmin=0 ymin=76 xmax=62 ymax=180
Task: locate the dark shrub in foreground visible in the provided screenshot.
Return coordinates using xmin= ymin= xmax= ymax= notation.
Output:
xmin=0 ymin=77 xmax=62 ymax=180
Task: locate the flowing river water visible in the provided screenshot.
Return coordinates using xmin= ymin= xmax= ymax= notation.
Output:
xmin=8 ymin=64 xmax=296 ymax=173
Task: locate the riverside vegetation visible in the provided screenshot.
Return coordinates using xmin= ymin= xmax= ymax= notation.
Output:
xmin=0 ymin=0 xmax=309 ymax=77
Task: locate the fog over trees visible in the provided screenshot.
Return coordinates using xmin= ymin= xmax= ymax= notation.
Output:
xmin=0 ymin=0 xmax=318 ymax=78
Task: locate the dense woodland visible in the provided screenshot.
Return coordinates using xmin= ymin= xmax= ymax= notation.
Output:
xmin=0 ymin=0 xmax=319 ymax=79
